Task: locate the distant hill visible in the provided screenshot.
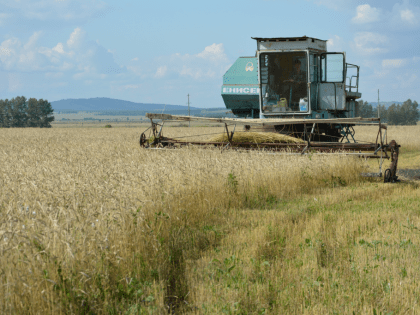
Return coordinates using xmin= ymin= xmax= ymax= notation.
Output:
xmin=51 ymin=97 xmax=201 ymax=112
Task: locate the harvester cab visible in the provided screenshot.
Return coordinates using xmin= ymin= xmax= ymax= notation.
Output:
xmin=221 ymin=36 xmax=361 ymax=120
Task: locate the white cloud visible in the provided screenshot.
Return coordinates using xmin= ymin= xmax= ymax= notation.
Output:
xmin=327 ymin=35 xmax=345 ymax=52
xmin=52 ymin=43 xmax=65 ymax=54
xmin=175 ymin=43 xmax=229 ymax=79
xmin=179 ymin=66 xmax=202 ymax=80
xmin=352 ymin=4 xmax=380 ymax=24
xmin=155 ymin=65 xmax=167 ymax=78
xmin=401 ymin=9 xmax=416 ymax=24
xmin=363 ymin=53 xmax=420 ymax=101
xmin=0 ymin=46 xmax=13 ymax=57
xmin=67 ymin=27 xmax=85 ymax=49
xmin=24 ymin=32 xmax=42 ymax=49
xmin=390 ymin=1 xmax=420 ymax=28
xmin=372 ymin=69 xmax=389 ymax=79
xmin=382 ymin=59 xmax=407 ymax=68
xmin=0 ymin=27 xmax=122 ymax=77
xmin=197 ymin=43 xmax=228 ymax=62
xmin=353 ymin=32 xmax=388 ymax=55
xmin=130 ymin=43 xmax=231 ymax=81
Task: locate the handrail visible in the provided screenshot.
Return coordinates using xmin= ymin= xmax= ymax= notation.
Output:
xmin=345 ymin=63 xmax=359 ymax=93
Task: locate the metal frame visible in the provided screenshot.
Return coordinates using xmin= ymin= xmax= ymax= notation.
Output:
xmin=139 ymin=114 xmax=400 ymax=182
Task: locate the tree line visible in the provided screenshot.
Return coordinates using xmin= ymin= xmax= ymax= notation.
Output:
xmin=0 ymin=96 xmax=55 ymax=128
xmin=356 ymin=99 xmax=419 ymax=125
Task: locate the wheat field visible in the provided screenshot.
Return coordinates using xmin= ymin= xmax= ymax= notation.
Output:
xmin=0 ymin=125 xmax=419 ymax=314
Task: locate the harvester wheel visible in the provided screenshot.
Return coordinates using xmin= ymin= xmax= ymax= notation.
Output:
xmin=140 ymin=133 xmax=147 ymax=147
xmin=384 ymin=169 xmax=391 ymax=183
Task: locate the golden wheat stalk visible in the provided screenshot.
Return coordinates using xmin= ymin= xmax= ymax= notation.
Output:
xmin=207 ymin=131 xmax=305 ymax=144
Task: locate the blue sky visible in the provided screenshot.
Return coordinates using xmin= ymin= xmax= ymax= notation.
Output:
xmin=0 ymin=0 xmax=419 ymax=108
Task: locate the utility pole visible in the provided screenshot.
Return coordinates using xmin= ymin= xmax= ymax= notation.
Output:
xmin=187 ymin=94 xmax=190 ymax=127
xmin=378 ymin=89 xmax=380 ymax=119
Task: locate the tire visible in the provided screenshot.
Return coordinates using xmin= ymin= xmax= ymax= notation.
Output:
xmin=384 ymin=169 xmax=391 ymax=183
xmin=139 ymin=133 xmax=147 ymax=147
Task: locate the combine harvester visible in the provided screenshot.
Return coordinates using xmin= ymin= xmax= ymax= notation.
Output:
xmin=140 ymin=36 xmax=400 ymax=183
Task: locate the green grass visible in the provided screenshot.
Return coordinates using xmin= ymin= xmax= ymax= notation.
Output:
xmin=185 ymin=181 xmax=420 ymax=314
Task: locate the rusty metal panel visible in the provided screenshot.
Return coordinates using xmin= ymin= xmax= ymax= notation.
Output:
xmin=145 ymin=113 xmax=379 ymax=125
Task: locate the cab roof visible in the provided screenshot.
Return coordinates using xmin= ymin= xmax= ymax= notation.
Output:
xmin=251 ymin=36 xmax=327 ymax=42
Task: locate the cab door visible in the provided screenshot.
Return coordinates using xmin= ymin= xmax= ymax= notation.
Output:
xmin=319 ymin=53 xmax=346 ymax=111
